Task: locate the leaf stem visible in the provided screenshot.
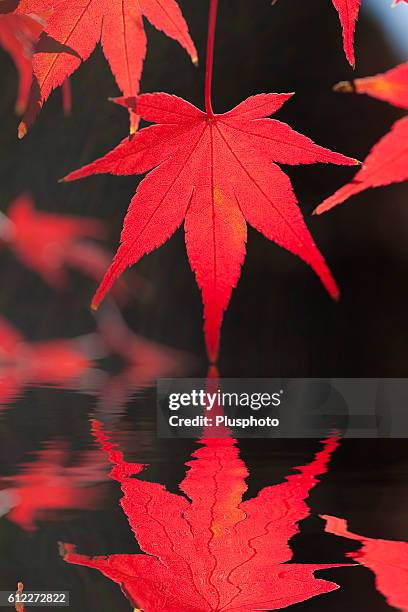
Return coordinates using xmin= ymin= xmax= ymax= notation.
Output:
xmin=205 ymin=0 xmax=218 ymax=118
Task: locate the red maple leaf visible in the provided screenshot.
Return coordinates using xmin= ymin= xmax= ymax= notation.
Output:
xmin=64 ymin=422 xmax=351 ymax=611
xmin=18 ymin=0 xmax=197 ymax=136
xmin=1 ymin=442 xmax=107 ymax=531
xmin=322 ymin=515 xmax=408 ymax=611
xmin=0 ymin=194 xmax=132 ymax=299
xmin=0 ymin=0 xmax=51 ymax=113
xmin=331 ymin=0 xmax=361 ymax=67
xmin=314 ymin=62 xmax=408 ymax=215
xmin=62 ymin=1 xmax=357 ymax=362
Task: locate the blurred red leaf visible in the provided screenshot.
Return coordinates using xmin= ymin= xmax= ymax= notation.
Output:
xmin=0 ymin=194 xmax=132 ymax=300
xmin=0 ymin=0 xmax=51 ymax=113
xmin=18 ymin=0 xmax=197 ymax=136
xmin=322 ymin=515 xmax=408 ymax=611
xmin=64 ymin=424 xmax=351 ymax=611
xmin=63 ymin=93 xmax=356 ymax=361
xmin=314 ymin=63 xmax=408 ymax=215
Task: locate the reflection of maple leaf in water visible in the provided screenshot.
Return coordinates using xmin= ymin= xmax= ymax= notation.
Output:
xmin=0 ymin=315 xmax=99 ymax=409
xmin=1 ymin=442 xmax=107 ymax=531
xmin=314 ymin=62 xmax=408 ymax=215
xmin=64 ymin=423 xmax=351 ymax=611
xmin=322 ymin=515 xmax=408 ymax=612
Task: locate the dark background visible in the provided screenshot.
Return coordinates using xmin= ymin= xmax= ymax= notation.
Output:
xmin=0 ymin=1 xmax=407 ymax=611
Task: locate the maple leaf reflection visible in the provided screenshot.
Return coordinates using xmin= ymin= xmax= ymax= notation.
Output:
xmin=64 ymin=415 xmax=351 ymax=611
xmin=0 ymin=441 xmax=107 ymax=531
xmin=0 ymin=315 xmax=102 ymax=407
xmin=0 ymin=308 xmax=190 ymax=414
xmin=322 ymin=515 xmax=408 ymax=612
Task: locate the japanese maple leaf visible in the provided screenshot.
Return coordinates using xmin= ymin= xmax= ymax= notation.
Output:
xmin=18 ymin=0 xmax=197 ymax=137
xmin=322 ymin=515 xmax=408 ymax=611
xmin=0 ymin=194 xmax=130 ymax=299
xmin=314 ymin=62 xmax=408 ymax=215
xmin=331 ymin=0 xmax=361 ymax=67
xmin=62 ymin=93 xmax=357 ymax=361
xmin=64 ymin=423 xmax=351 ymax=611
xmin=0 ymin=0 xmax=51 ymax=113
xmin=1 ymin=442 xmax=107 ymax=531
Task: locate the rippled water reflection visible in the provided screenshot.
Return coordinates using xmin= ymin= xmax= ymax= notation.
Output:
xmin=0 ymin=373 xmax=406 ymax=611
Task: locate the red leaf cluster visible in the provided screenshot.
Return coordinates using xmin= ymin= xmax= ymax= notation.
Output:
xmin=18 ymin=0 xmax=197 ymax=136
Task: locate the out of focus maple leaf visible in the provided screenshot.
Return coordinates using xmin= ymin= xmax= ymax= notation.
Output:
xmin=322 ymin=515 xmax=408 ymax=612
xmin=0 ymin=442 xmax=107 ymax=530
xmin=0 ymin=194 xmax=131 ymax=300
xmin=18 ymin=0 xmax=197 ymax=136
xmin=0 ymin=0 xmax=50 ymax=113
xmin=64 ymin=422 xmax=351 ymax=611
xmin=314 ymin=62 xmax=408 ymax=215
